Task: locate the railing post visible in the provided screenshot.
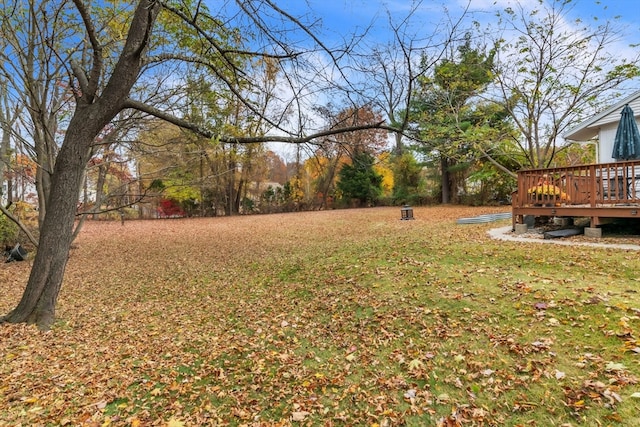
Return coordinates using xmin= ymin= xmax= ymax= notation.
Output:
xmin=588 ymin=164 xmax=597 ymax=207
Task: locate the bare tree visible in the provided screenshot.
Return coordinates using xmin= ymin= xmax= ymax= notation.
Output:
xmin=0 ymin=2 xmax=77 ymax=236
xmin=0 ymin=83 xmax=34 ymax=242
xmin=356 ymin=3 xmax=471 ymax=156
xmin=489 ymin=0 xmax=640 ymax=169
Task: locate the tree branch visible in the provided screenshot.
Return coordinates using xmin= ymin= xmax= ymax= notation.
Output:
xmin=71 ymin=0 xmax=103 ymax=101
xmin=123 ymin=97 xmax=395 ymax=144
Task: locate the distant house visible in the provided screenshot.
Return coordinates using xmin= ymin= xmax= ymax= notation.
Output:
xmin=563 ymin=90 xmax=640 ymax=163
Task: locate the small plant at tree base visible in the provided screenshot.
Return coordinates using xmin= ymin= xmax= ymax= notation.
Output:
xmin=0 ymin=214 xmax=19 ymax=247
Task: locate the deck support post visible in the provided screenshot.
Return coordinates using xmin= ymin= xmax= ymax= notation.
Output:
xmin=514 ymin=224 xmax=529 ymax=234
xmin=584 ymin=227 xmax=602 ymax=238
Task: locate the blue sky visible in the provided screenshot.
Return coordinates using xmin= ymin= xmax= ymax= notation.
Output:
xmin=238 ymin=1 xmax=640 ymax=158
xmin=272 ymin=0 xmax=640 ymax=48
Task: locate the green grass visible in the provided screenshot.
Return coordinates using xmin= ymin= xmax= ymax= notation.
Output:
xmin=1 ymin=206 xmax=639 ymax=425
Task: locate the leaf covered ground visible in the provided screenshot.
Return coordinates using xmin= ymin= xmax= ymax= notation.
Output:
xmin=1 ymin=206 xmax=640 ymax=426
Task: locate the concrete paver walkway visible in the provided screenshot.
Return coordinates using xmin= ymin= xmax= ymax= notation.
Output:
xmin=488 ymin=226 xmax=640 ymax=251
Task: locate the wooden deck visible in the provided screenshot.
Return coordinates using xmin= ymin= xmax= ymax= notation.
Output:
xmin=512 ymin=160 xmax=640 ymax=230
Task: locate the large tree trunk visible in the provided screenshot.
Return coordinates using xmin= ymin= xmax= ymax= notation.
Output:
xmin=1 ymin=0 xmax=160 ymax=330
xmin=1 ymin=122 xmax=93 ymax=329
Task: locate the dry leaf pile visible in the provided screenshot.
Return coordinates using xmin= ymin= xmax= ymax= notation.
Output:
xmin=1 ymin=206 xmax=639 ymax=426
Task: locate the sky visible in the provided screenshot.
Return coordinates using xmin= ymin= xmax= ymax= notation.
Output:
xmin=275 ymin=0 xmax=640 ymax=45
xmin=235 ymin=1 xmax=640 ymax=159
xmin=284 ymin=0 xmax=640 ymax=31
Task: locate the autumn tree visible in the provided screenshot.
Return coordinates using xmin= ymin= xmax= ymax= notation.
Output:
xmin=264 ymin=150 xmax=288 ymax=184
xmin=0 ymin=1 xmax=393 ymax=330
xmin=391 ymin=152 xmax=423 ymax=204
xmin=411 ymin=35 xmax=501 ymax=203
xmin=173 ymin=50 xmax=287 ymax=216
xmin=135 ymin=120 xmax=289 ymax=216
xmin=306 ymin=105 xmax=387 ymax=209
xmin=304 ymin=106 xmax=348 ymax=210
xmin=489 ymin=0 xmax=640 ymax=169
xmin=0 ymin=2 xmax=165 ymax=238
xmin=0 ymin=92 xmax=35 ymax=241
xmin=0 ymin=85 xmax=21 ymax=209
xmin=350 ymin=4 xmax=472 ymax=206
xmin=78 ymin=109 xmax=148 ymax=223
xmin=133 ymin=121 xmax=199 ymax=216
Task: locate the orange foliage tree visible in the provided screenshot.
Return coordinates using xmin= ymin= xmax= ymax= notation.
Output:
xmin=303 ymin=105 xmax=388 ymax=209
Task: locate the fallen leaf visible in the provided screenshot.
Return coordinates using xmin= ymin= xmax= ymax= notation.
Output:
xmin=291 ymin=411 xmax=310 ymax=421
xmin=436 ymin=393 xmax=450 ymax=403
xmin=605 ymin=362 xmax=626 ymax=372
xmin=403 ymin=389 xmax=417 ymax=399
xmin=408 ymin=359 xmax=424 ymax=370
xmin=166 ymin=418 xmax=185 ymax=427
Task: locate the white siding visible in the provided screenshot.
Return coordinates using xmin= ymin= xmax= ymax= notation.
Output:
xmin=597 ymin=115 xmax=640 ymax=163
xmin=598 ymin=124 xmax=618 ymax=163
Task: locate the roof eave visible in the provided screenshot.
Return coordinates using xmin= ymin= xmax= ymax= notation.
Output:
xmin=563 ymin=90 xmax=640 ymax=141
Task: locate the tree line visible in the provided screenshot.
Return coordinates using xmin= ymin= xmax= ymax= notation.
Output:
xmin=0 ymin=0 xmax=637 ymax=329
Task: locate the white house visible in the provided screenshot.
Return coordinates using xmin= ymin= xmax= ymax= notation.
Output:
xmin=563 ymin=90 xmax=640 ymax=163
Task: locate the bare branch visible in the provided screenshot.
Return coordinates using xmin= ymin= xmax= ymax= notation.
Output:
xmin=71 ymin=0 xmax=103 ymax=101
xmin=123 ymin=97 xmax=393 ymax=144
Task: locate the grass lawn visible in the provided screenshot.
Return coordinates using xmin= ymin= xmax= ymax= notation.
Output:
xmin=1 ymin=206 xmax=639 ymax=426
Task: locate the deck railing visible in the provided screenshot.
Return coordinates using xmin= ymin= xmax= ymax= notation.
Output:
xmin=513 ymin=160 xmax=640 ymax=208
